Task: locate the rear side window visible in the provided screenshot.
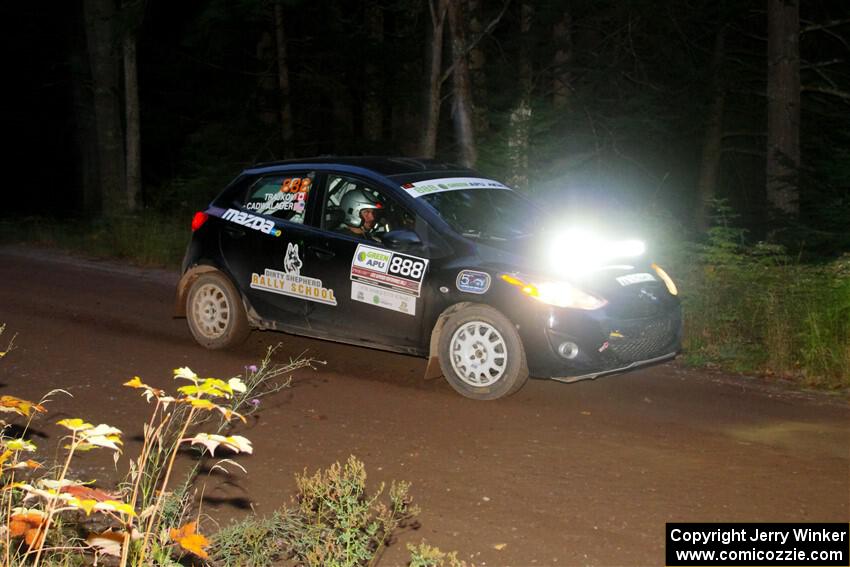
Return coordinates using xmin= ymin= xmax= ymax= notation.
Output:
xmin=242 ymin=172 xmax=315 ymax=224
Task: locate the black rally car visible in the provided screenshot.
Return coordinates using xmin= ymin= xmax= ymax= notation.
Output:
xmin=175 ymin=157 xmax=682 ymax=400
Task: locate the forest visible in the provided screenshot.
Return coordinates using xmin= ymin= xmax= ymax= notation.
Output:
xmin=3 ymin=0 xmax=850 ymax=385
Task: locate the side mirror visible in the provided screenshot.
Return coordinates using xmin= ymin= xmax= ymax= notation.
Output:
xmin=380 ymin=229 xmax=422 ymax=251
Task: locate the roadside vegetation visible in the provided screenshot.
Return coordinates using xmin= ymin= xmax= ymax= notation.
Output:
xmin=0 ymin=330 xmax=465 ymax=566
xmin=670 ymin=216 xmax=850 ymax=389
xmin=0 ymin=215 xmax=186 ymax=269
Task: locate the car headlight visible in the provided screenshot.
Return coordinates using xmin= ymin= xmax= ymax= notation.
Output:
xmin=501 ymin=274 xmax=607 ymax=310
xmin=651 ymin=263 xmax=678 ymax=296
xmin=548 ymin=229 xmax=646 ymax=276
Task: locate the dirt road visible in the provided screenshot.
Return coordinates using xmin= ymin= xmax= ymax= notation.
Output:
xmin=1 ymin=246 xmax=847 ymax=566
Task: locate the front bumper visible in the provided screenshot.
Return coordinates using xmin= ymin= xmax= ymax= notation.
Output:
xmin=517 ymin=302 xmax=683 ymax=379
xmin=549 ymin=351 xmax=678 ymax=384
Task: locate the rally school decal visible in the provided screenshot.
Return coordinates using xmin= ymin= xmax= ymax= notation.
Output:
xmin=456 ymin=270 xmax=491 ymax=294
xmin=349 ymin=244 xmax=429 ymax=316
xmin=401 ymin=177 xmax=510 ymax=198
xmin=250 ymin=243 xmax=337 ymax=305
xmin=221 ymin=208 xmax=282 ymax=237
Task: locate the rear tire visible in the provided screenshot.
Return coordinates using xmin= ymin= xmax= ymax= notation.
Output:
xmin=438 ymin=304 xmax=528 ymax=400
xmin=186 ymin=271 xmax=250 ymax=349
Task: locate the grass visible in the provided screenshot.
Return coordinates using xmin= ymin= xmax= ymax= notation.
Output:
xmin=0 ymin=213 xmax=188 ymax=269
xmin=670 ymin=221 xmax=850 ymax=389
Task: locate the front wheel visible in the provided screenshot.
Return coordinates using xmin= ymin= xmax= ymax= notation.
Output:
xmin=438 ymin=304 xmax=529 ymax=400
xmin=186 ymin=271 xmax=250 ymax=349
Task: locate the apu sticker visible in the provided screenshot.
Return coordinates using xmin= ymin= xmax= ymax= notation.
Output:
xmin=456 ymin=270 xmax=491 ymax=294
xmin=616 ymin=273 xmax=656 ymax=286
xmin=350 ymin=244 xmax=428 ymax=297
xmin=221 ymin=208 xmax=282 ymax=237
xmin=250 ymin=243 xmax=337 ymax=305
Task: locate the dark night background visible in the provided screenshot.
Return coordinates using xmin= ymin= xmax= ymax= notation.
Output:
xmin=3 ymin=0 xmax=849 ymax=254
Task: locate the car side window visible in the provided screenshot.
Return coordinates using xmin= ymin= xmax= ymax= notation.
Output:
xmin=242 ymin=172 xmax=315 ymax=224
xmin=321 ymin=175 xmax=416 ymax=242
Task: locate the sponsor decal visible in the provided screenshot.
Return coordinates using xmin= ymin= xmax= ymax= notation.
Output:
xmin=350 ymin=244 xmax=428 ymax=297
xmin=351 ymin=281 xmax=416 ymax=316
xmin=352 ymin=245 xmax=392 ymax=272
xmin=221 ymin=208 xmax=282 ymax=237
xmin=250 ymin=243 xmax=337 ymax=305
xmin=401 ymin=177 xmax=511 ymax=198
xmin=616 ymin=272 xmax=656 ymax=286
xmin=456 ymin=270 xmax=491 ymax=294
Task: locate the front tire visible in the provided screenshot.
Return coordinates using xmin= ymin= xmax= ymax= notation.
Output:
xmin=438 ymin=304 xmax=529 ymax=400
xmin=186 ymin=271 xmax=250 ymax=349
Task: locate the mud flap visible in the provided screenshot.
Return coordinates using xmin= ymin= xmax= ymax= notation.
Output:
xmin=424 ymin=355 xmax=443 ymax=380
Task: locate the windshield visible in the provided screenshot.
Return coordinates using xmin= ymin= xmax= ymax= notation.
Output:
xmin=420 ymin=188 xmax=543 ymax=240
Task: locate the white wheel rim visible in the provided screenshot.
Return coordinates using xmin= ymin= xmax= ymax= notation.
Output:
xmin=191 ymin=283 xmax=231 ymax=339
xmin=449 ymin=321 xmax=508 ymax=387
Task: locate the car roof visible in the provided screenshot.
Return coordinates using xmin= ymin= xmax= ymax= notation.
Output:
xmin=247 ymin=156 xmax=479 ymax=184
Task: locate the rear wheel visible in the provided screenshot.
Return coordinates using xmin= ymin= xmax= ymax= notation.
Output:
xmin=186 ymin=272 xmax=250 ymax=349
xmin=438 ymin=304 xmax=528 ymax=400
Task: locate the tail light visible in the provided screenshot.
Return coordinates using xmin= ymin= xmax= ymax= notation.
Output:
xmin=191 ymin=211 xmax=209 ymax=232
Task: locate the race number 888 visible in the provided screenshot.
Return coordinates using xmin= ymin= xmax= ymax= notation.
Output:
xmin=389 ymin=256 xmax=425 ymax=280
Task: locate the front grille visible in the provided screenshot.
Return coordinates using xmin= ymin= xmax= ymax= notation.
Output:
xmin=607 ymin=313 xmax=679 ymax=363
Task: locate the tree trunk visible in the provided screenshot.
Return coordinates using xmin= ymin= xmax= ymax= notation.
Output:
xmin=552 ymin=10 xmax=573 ymax=110
xmin=274 ymin=1 xmax=294 ymax=158
xmin=123 ymin=30 xmax=141 ymax=212
xmin=507 ymin=2 xmax=533 ymax=190
xmin=694 ymin=24 xmax=728 ymax=232
xmin=363 ymin=1 xmax=384 ymax=146
xmin=70 ymin=5 xmax=99 ymax=214
xmin=447 ymin=0 xmax=477 ymax=167
xmin=84 ymin=0 xmax=126 ymax=217
xmin=422 ymin=0 xmax=448 ymax=158
xmin=256 ymin=31 xmax=277 ymax=128
xmin=467 ymin=0 xmax=488 ymax=136
xmin=766 ymin=0 xmax=800 ymax=217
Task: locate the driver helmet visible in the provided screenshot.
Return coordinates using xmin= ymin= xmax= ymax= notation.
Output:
xmin=340 ymin=188 xmax=382 ymax=227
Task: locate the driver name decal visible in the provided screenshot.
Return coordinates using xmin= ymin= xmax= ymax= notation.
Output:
xmin=251 ymin=243 xmax=337 ymax=305
xmin=246 ymin=177 xmax=311 ymax=214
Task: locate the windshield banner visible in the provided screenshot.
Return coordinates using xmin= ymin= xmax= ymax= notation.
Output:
xmin=401 ymin=177 xmax=510 ymax=198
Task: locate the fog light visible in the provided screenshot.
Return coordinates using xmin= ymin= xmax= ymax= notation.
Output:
xmin=557 ymin=341 xmax=579 ymax=360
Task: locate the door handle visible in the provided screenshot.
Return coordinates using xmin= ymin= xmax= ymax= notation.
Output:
xmin=307 ymin=245 xmax=335 ymax=259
